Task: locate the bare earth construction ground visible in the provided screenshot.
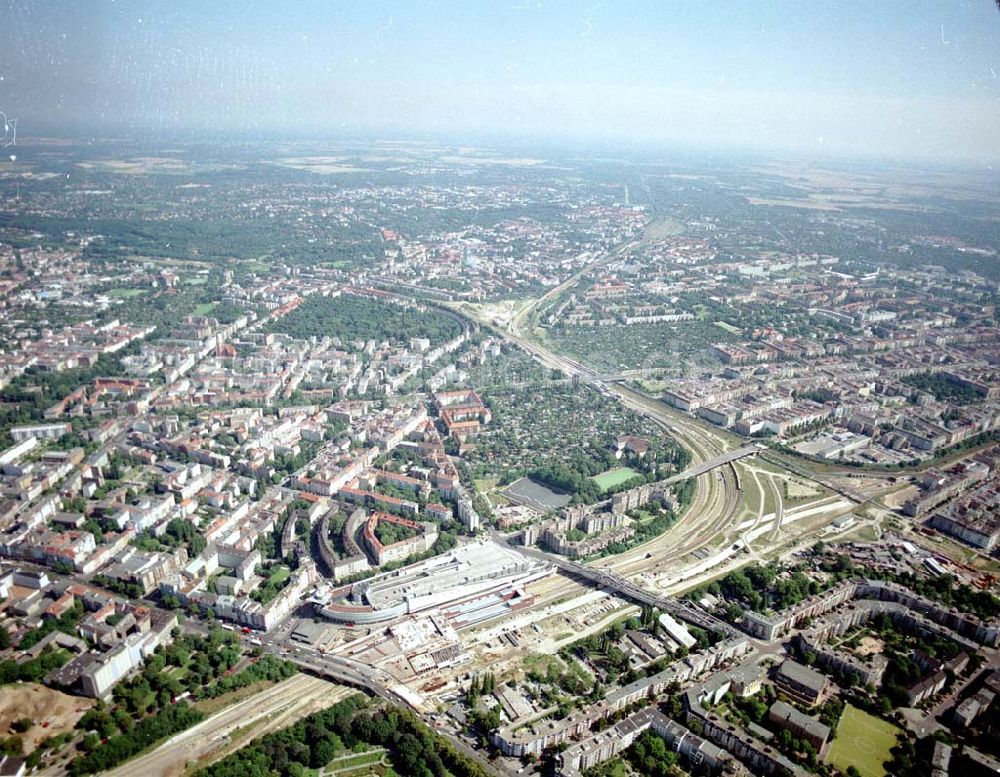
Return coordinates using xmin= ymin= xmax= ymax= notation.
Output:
xmin=0 ymin=683 xmax=94 ymax=756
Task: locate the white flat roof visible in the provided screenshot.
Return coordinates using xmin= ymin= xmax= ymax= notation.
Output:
xmin=362 ymin=540 xmax=543 ymax=610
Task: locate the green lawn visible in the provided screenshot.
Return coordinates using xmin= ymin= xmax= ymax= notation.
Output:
xmin=166 ymin=665 xmax=189 ymax=680
xmin=826 ymin=704 xmax=900 ymax=777
xmin=473 ymin=476 xmax=499 ymax=493
xmin=522 ymin=653 xmax=565 ymax=678
xmin=591 ymin=467 xmax=640 ymax=491
xmin=193 ymin=302 xmax=218 ymax=315
xmin=268 ymin=565 xmax=291 ymax=585
xmin=107 ymin=287 xmax=148 ymax=298
xmin=326 ymin=749 xmax=385 ymax=773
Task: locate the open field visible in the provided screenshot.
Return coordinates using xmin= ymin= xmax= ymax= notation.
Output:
xmin=75 ymin=156 xmax=235 ymax=174
xmin=0 ymin=683 xmax=94 ymax=754
xmin=826 ymin=704 xmax=900 ymax=777
xmin=439 ymin=155 xmax=546 ymax=167
xmin=641 ymin=216 xmax=683 ymax=241
xmin=107 ymin=287 xmax=148 ymax=298
xmin=324 ymin=747 xmax=386 ymax=773
xmin=271 ymin=157 xmax=372 ymax=174
xmin=522 ymin=653 xmax=566 ymax=678
xmin=473 ymin=476 xmax=499 ymax=493
xmin=746 ymin=195 xmax=840 ymax=211
xmin=591 ymin=467 xmax=640 ymax=491
xmin=268 ymin=565 xmax=291 ymax=585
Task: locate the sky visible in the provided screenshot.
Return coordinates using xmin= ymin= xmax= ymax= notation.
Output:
xmin=0 ymin=1 xmax=998 ymax=161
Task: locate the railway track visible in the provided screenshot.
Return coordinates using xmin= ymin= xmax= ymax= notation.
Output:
xmin=447 ymin=238 xmax=779 ymax=603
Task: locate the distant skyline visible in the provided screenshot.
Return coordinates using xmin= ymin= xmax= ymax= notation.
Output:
xmin=1 ymin=1 xmax=998 ymax=161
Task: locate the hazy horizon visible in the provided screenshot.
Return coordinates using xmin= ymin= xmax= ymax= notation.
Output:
xmin=2 ymin=1 xmax=998 ymax=164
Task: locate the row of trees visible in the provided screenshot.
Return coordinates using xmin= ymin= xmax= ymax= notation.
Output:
xmin=466 ymin=671 xmax=496 ymax=704
xmin=690 ymin=561 xmax=823 ymax=616
xmin=198 ymin=695 xmax=490 ymax=777
xmin=0 ymin=646 xmax=69 ymax=685
xmin=815 ymin=549 xmax=1000 ymax=619
xmin=66 ymin=629 xmax=296 ymax=774
xmin=68 ymin=703 xmax=204 ymax=775
xmin=200 ymin=654 xmax=296 ymax=699
xmin=528 ymin=461 xmax=606 ymax=503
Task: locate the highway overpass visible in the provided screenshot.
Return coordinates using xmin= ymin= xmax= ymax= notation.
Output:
xmin=662 ymin=444 xmax=760 ymax=485
xmin=505 ymin=537 xmax=737 ymax=638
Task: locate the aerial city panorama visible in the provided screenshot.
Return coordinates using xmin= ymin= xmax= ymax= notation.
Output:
xmin=0 ymin=3 xmax=998 ymax=777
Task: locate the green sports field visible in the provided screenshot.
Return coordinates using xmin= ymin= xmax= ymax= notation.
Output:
xmin=825 ymin=704 xmax=900 ymax=777
xmin=107 ymin=287 xmax=147 ymax=298
xmin=591 ymin=467 xmax=640 ymax=491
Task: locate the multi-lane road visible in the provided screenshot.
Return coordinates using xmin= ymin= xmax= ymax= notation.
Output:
xmin=257 ymin=638 xmax=501 ymax=775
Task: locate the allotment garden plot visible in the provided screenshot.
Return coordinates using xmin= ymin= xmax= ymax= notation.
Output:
xmin=542 ymin=321 xmax=736 ymax=373
xmin=464 ymin=383 xmax=666 ymax=495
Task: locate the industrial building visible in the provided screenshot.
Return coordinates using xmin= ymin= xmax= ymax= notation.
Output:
xmin=312 ymin=540 xmax=552 ymax=625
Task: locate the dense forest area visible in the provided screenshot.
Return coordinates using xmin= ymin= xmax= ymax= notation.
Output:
xmin=0 ymin=209 xmax=383 ymax=270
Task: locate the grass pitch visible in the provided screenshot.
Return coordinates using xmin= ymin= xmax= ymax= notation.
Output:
xmin=591 ymin=467 xmax=640 ymax=491
xmin=826 ymin=704 xmax=900 ymax=777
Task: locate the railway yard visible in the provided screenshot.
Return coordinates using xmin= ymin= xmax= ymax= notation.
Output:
xmin=3 ymin=135 xmax=999 ymax=777
xmin=296 ymin=251 xmax=926 ymax=720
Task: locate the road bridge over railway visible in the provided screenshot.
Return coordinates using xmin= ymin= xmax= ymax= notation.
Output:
xmin=263 ymin=641 xmax=425 ymax=713
xmin=662 ymin=444 xmax=761 ymax=485
xmin=501 ymin=535 xmax=737 ymax=637
xmin=270 ymin=644 xmax=499 ymax=774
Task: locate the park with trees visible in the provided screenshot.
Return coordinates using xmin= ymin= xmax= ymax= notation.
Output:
xmin=263 ymin=293 xmax=463 ymax=347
